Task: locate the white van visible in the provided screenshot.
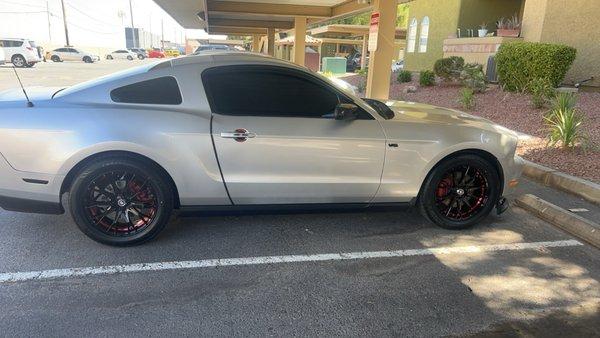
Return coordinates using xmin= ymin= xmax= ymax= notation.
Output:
xmin=0 ymin=38 xmax=42 ymax=68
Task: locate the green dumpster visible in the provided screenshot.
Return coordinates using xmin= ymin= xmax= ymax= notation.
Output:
xmin=321 ymin=57 xmax=347 ymax=74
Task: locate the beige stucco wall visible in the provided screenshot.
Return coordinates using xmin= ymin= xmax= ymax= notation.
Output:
xmin=522 ymin=0 xmax=600 ymax=87
xmin=404 ymin=0 xmax=462 ymax=71
xmin=405 ymin=0 xmax=523 ymax=71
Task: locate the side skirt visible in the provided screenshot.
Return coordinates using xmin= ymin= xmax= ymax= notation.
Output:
xmin=177 ymin=202 xmax=413 ymax=217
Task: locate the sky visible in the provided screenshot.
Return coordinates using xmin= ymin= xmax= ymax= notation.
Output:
xmin=0 ymin=0 xmax=221 ymax=48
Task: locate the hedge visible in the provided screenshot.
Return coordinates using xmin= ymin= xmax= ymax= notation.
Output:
xmin=495 ymin=42 xmax=576 ymax=92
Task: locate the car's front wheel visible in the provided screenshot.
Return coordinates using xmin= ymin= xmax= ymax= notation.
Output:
xmin=127 ymin=55 xmax=133 ymax=60
xmin=83 ymin=56 xmax=92 ymax=63
xmin=418 ymin=154 xmax=500 ymax=230
xmin=69 ymin=155 xmax=174 ymax=246
xmin=51 ymin=55 xmax=61 ymax=62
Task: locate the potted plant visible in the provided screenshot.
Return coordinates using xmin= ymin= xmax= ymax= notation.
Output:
xmin=478 ymin=23 xmax=488 ymax=37
xmin=496 ymin=14 xmax=521 ymax=37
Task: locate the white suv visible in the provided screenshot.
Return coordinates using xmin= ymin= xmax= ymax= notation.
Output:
xmin=49 ymin=47 xmax=100 ymax=63
xmin=0 ymin=38 xmax=42 ymax=68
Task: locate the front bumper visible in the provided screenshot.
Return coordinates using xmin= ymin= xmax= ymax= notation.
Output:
xmin=0 ymin=195 xmax=64 ymax=214
xmin=0 ymin=153 xmax=64 ymax=215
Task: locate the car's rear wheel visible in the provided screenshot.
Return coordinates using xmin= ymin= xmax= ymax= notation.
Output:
xmin=106 ymin=55 xmax=113 ymax=60
xmin=83 ymin=56 xmax=92 ymax=63
xmin=69 ymin=156 xmax=174 ymax=246
xmin=418 ymin=154 xmax=500 ymax=230
xmin=11 ymin=55 xmax=26 ymax=67
xmin=137 ymin=54 xmax=144 ymax=60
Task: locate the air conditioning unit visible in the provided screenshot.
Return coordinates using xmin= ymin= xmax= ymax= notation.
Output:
xmin=486 ymin=55 xmax=498 ymax=83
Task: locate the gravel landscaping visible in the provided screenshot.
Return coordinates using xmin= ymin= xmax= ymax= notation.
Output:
xmin=342 ymin=73 xmax=600 ymax=183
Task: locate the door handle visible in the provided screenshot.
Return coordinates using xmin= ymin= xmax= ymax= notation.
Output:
xmin=220 ymin=129 xmax=256 ymax=142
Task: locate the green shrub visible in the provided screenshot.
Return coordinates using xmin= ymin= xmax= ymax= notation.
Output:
xmin=357 ymin=68 xmax=368 ymax=77
xmin=460 ymin=63 xmax=486 ymax=93
xmin=529 ymin=78 xmax=554 ymax=108
xmin=544 ymin=92 xmax=586 ymax=149
xmin=419 ymin=70 xmax=435 ymax=86
xmin=397 ymin=70 xmax=412 ymax=83
xmin=434 ymin=56 xmax=464 ymax=82
xmin=458 ymin=88 xmax=475 ymax=110
xmin=496 ymin=41 xmax=576 ymax=92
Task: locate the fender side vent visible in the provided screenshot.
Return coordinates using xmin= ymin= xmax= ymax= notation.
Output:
xmin=22 ymin=178 xmax=49 ymax=185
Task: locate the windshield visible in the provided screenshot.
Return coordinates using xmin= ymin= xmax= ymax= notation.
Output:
xmin=361 ymin=98 xmax=395 ymax=119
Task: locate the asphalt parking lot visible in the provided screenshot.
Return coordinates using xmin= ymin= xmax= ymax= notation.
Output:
xmin=0 ymin=60 xmax=599 ymax=337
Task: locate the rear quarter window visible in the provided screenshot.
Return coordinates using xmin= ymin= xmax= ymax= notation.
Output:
xmin=110 ymin=76 xmax=182 ymax=105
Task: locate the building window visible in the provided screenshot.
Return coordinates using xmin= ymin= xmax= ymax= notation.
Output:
xmin=418 ymin=16 xmax=430 ymax=53
xmin=407 ymin=18 xmax=418 ymax=53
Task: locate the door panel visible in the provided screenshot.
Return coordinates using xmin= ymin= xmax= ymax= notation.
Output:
xmin=212 ymin=114 xmax=386 ymax=204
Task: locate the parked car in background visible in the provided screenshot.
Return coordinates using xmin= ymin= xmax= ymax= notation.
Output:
xmin=0 ymin=52 xmax=523 ymax=246
xmin=391 ymin=59 xmax=404 ymax=72
xmin=106 ymin=49 xmax=137 ymax=60
xmin=164 ymin=49 xmax=180 ymax=57
xmin=193 ymin=44 xmax=233 ymax=54
xmin=49 ymin=47 xmax=99 ymax=63
xmin=0 ymin=48 xmax=5 ymax=65
xmin=0 ymin=38 xmax=43 ymax=67
xmin=128 ymin=48 xmax=147 ymax=59
xmin=148 ymin=48 xmax=166 ymax=58
xmin=346 ymin=50 xmax=363 ymax=72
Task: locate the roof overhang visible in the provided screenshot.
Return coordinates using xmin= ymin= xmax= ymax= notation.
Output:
xmin=154 ymin=0 xmax=409 ymax=33
xmin=310 ymin=24 xmax=407 ymax=39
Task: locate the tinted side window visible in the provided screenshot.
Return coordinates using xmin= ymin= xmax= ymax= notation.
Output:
xmin=110 ymin=77 xmax=182 ymax=105
xmin=202 ymin=67 xmax=340 ymax=118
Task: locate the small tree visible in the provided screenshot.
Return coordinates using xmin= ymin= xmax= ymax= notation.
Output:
xmin=419 ymin=70 xmax=435 ymax=86
xmin=460 ymin=63 xmax=486 ymax=93
xmin=434 ymin=56 xmax=464 ymax=82
xmin=397 ymin=70 xmax=412 ymax=83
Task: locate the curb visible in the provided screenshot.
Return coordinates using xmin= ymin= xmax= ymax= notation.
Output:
xmin=515 ymin=194 xmax=600 ymax=249
xmin=522 ymin=160 xmax=600 ymax=205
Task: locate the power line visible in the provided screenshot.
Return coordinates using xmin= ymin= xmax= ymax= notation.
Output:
xmin=0 ymin=0 xmax=46 ymax=8
xmin=65 ymin=2 xmax=121 ymax=27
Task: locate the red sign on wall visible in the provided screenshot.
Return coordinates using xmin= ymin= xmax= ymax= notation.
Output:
xmin=368 ymin=11 xmax=380 ymax=52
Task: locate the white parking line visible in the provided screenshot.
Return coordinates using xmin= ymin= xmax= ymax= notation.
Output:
xmin=0 ymin=239 xmax=583 ymax=284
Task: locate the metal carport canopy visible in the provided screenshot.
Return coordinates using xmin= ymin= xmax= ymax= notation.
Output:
xmin=153 ymin=0 xmax=383 ymax=33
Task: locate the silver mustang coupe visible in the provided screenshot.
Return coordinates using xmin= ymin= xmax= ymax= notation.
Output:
xmin=0 ymin=52 xmax=523 ymax=246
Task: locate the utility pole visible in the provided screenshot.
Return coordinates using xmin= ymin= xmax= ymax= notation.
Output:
xmin=129 ymin=0 xmax=136 ymax=48
xmin=161 ymin=19 xmax=164 ymax=49
xmin=60 ymin=0 xmax=70 ymax=46
xmin=46 ymin=0 xmax=52 ymax=42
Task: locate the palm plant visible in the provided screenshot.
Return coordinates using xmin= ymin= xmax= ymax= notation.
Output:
xmin=544 ymin=92 xmax=586 ymax=149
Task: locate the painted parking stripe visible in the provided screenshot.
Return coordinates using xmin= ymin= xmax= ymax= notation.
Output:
xmin=0 ymin=239 xmax=583 ymax=284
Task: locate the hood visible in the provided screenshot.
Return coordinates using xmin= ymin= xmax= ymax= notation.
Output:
xmin=0 ymin=86 xmax=65 ymax=103
xmin=383 ymin=100 xmax=518 ymax=137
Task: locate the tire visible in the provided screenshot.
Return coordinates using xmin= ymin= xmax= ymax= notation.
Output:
xmin=83 ymin=56 xmax=92 ymax=63
xmin=137 ymin=54 xmax=144 ymax=60
xmin=69 ymin=155 xmax=174 ymax=246
xmin=106 ymin=55 xmax=113 ymax=60
xmin=11 ymin=55 xmax=26 ymax=68
xmin=127 ymin=55 xmax=133 ymax=60
xmin=51 ymin=55 xmax=61 ymax=62
xmin=418 ymin=154 xmax=500 ymax=230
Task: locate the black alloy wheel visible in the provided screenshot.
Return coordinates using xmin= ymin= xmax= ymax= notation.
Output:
xmin=419 ymin=154 xmax=500 ymax=229
xmin=69 ymin=156 xmax=173 ymax=246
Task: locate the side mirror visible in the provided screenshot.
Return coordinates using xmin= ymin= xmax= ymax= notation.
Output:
xmin=334 ymin=103 xmax=358 ymax=121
